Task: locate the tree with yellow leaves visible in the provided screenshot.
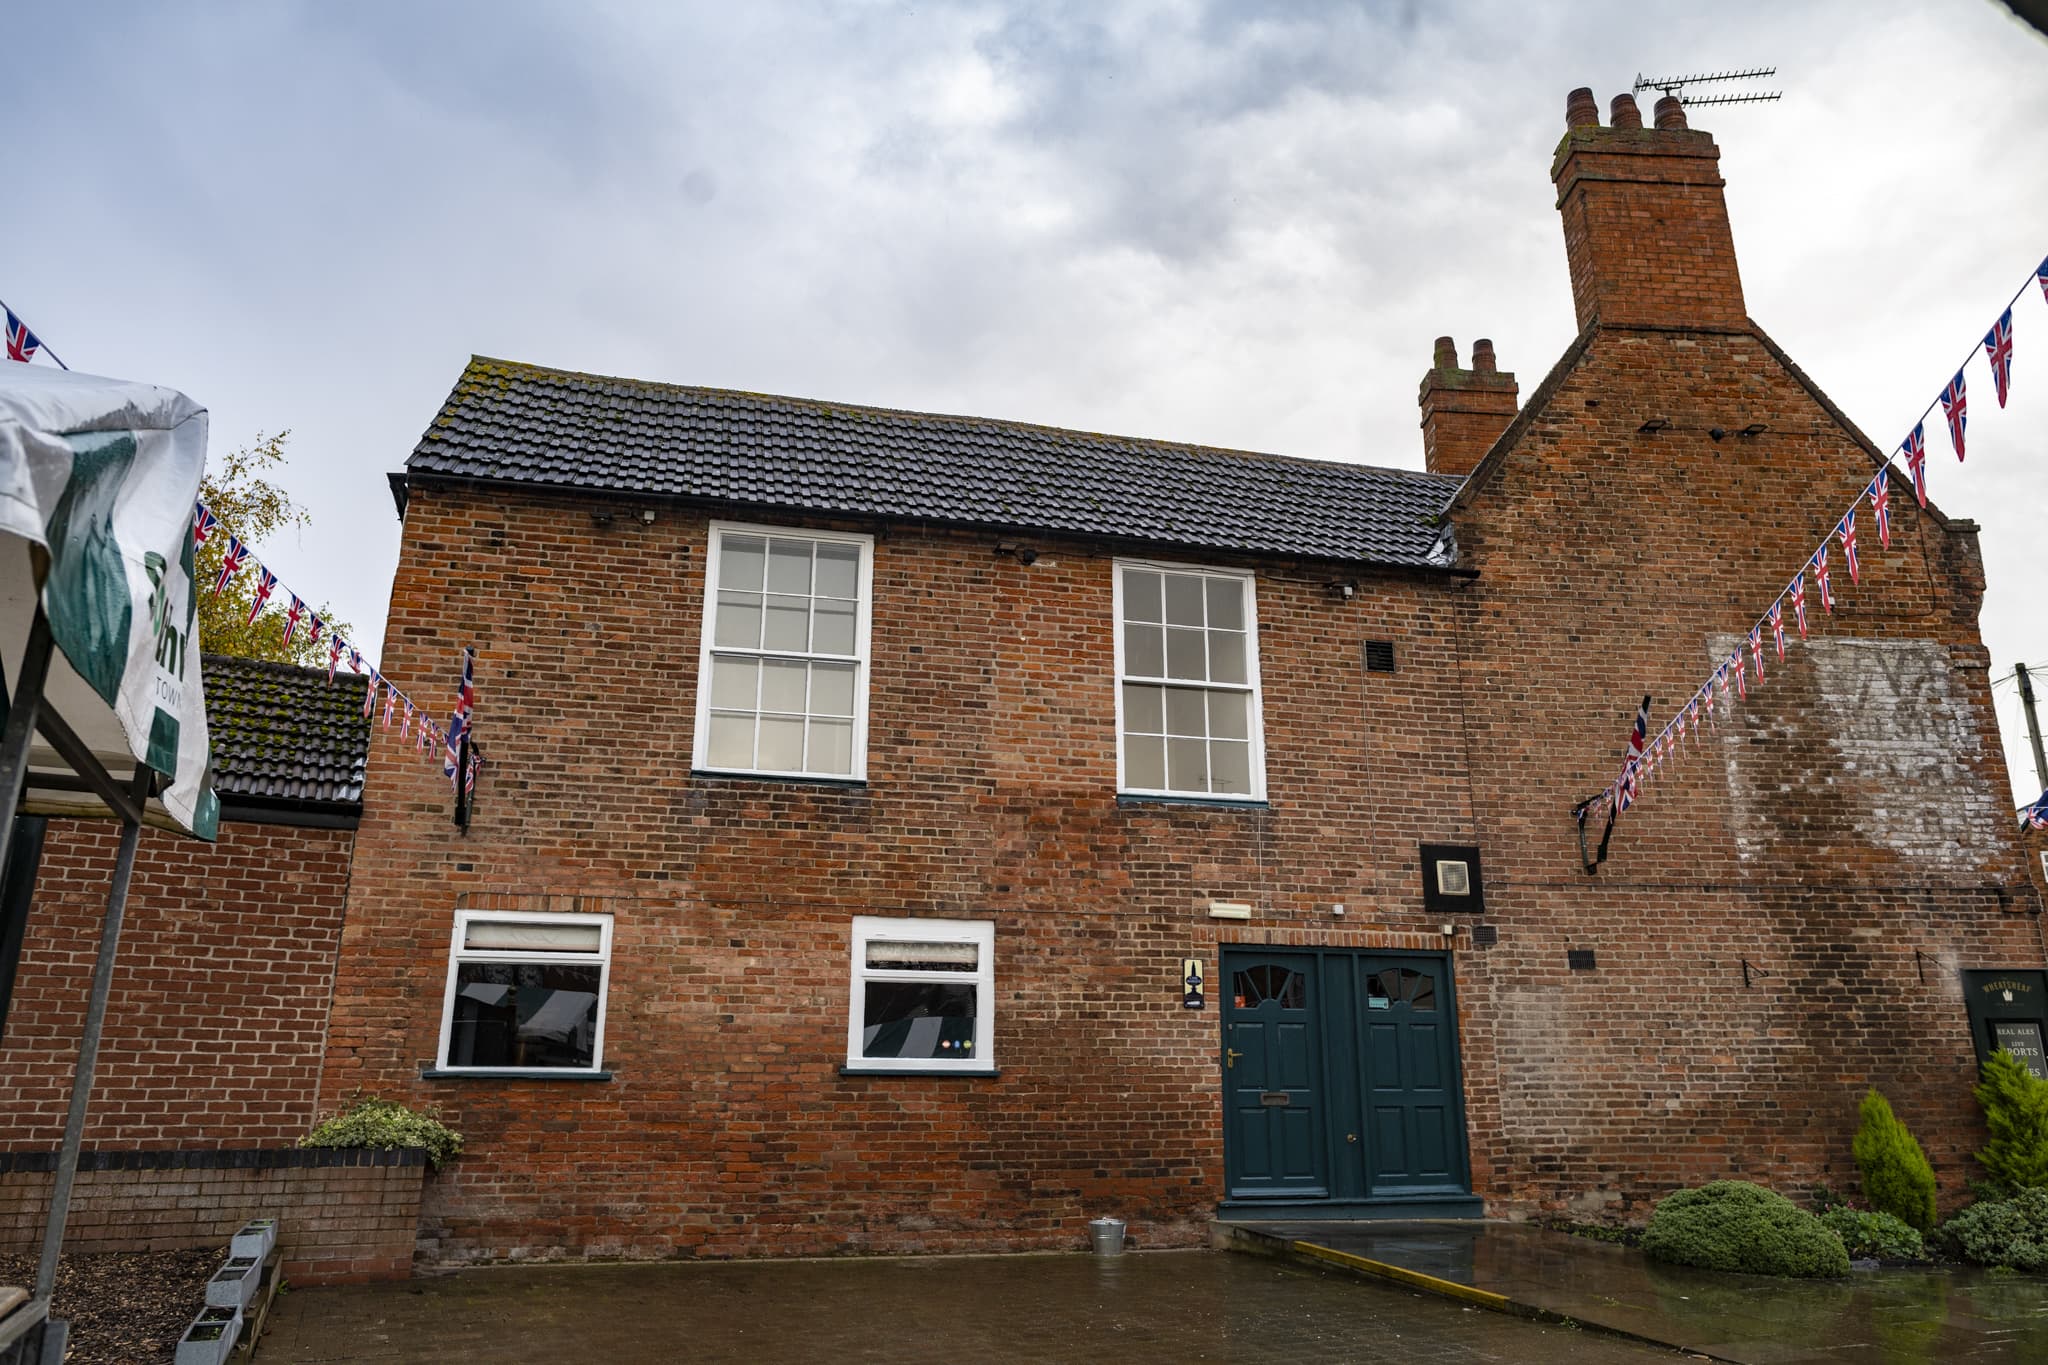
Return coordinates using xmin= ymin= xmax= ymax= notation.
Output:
xmin=195 ymin=431 xmax=351 ymax=666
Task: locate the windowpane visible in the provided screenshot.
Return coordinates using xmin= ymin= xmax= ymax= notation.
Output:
xmin=706 ymin=712 xmax=755 ymax=768
xmin=720 ymin=535 xmax=766 ymax=591
xmin=1122 ymin=684 xmax=1164 ymax=735
xmin=714 ymin=592 xmax=763 ymax=649
xmin=766 ymin=539 xmax=813 ymax=594
xmin=709 ymin=657 xmax=758 ymax=709
xmin=464 ymin=921 xmax=603 ymax=953
xmin=1210 ymin=740 xmax=1252 ymax=794
xmin=808 ymin=719 xmax=853 ymax=774
xmin=813 ymin=601 xmax=857 ymax=655
xmin=861 ymin=982 xmax=978 ymax=1060
xmin=1125 ymin=734 xmax=1166 ymax=790
xmin=763 ymin=595 xmax=811 ymax=651
xmin=866 ymin=940 xmax=979 ymax=971
xmin=758 ymin=715 xmax=805 ymax=770
xmin=1165 ymin=627 xmax=1207 ymax=680
xmin=812 ymin=662 xmax=857 ymax=717
xmin=1125 ymin=623 xmax=1164 ymax=677
xmin=447 ymin=962 xmax=601 ymax=1069
xmin=760 ymin=658 xmax=809 ymax=713
xmin=1167 ymin=736 xmax=1208 ymax=791
xmin=1163 ymin=574 xmax=1206 ymax=626
xmin=1122 ymin=569 xmax=1163 ymax=623
xmin=815 ymin=543 xmax=860 ymax=599
xmin=1205 ymin=577 xmax=1245 ymax=630
xmin=1164 ymin=687 xmax=1206 ymax=737
xmin=1208 ymin=690 xmax=1249 ymax=740
xmin=1209 ymin=631 xmax=1247 ymax=685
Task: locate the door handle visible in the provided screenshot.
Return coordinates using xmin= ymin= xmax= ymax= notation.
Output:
xmin=1346 ymin=1133 xmax=1358 ymax=1144
xmin=1225 ymin=1048 xmax=1243 ymax=1068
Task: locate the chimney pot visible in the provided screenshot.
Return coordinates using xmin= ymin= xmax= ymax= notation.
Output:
xmin=1433 ymin=336 xmax=1459 ymax=370
xmin=1609 ymin=93 xmax=1642 ymax=128
xmin=1472 ymin=339 xmax=1497 ymax=373
xmin=1418 ymin=339 xmax=1518 ymax=479
xmin=1566 ymin=87 xmax=1600 ymax=129
xmin=1653 ymin=95 xmax=1687 ymax=130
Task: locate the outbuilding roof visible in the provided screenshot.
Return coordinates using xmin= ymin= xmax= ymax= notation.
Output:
xmin=202 ymin=655 xmax=369 ymax=810
xmin=402 ymin=357 xmax=1463 ymax=568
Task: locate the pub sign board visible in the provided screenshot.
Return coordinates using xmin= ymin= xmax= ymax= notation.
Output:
xmin=1961 ymin=969 xmax=2048 ymax=1080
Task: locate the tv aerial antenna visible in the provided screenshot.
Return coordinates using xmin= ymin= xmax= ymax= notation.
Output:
xmin=1633 ymin=67 xmax=1783 ymax=108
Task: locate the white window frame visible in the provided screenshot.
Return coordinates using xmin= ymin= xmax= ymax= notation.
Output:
xmin=692 ymin=520 xmax=876 ymax=781
xmin=846 ymin=916 xmax=995 ymax=1073
xmin=1112 ymin=558 xmax=1268 ymax=800
xmin=435 ymin=909 xmax=613 ymax=1075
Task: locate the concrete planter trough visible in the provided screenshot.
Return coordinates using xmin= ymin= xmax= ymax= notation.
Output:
xmin=174 ymin=1305 xmax=241 ymax=1365
xmin=230 ymin=1218 xmax=277 ymax=1261
xmin=204 ymin=1256 xmax=262 ymax=1311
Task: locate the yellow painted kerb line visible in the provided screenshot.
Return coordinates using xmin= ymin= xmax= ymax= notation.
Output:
xmin=1290 ymin=1240 xmax=1512 ymax=1313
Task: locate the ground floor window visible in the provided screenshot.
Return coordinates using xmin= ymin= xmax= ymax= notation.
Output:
xmin=846 ymin=916 xmax=993 ymax=1071
xmin=438 ymin=911 xmax=612 ymax=1073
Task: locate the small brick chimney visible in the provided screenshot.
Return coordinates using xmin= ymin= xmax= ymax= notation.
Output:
xmin=1418 ymin=336 xmax=1518 ymax=478
xmin=1552 ymin=87 xmax=1747 ymax=330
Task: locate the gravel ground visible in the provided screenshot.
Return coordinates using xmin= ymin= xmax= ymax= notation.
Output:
xmin=0 ymin=1246 xmax=222 ymax=1364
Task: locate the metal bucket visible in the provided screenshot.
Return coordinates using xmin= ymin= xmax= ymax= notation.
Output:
xmin=1088 ymin=1217 xmax=1127 ymax=1256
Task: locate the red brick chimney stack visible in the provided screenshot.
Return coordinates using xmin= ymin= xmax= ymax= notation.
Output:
xmin=1418 ymin=335 xmax=1519 ymax=478
xmin=1552 ymin=86 xmax=1747 ymax=331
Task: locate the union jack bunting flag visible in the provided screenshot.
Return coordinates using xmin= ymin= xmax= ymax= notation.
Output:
xmin=1748 ymin=626 xmax=1765 ymax=684
xmin=1839 ymin=509 xmax=1860 ymax=585
xmin=464 ymin=751 xmax=483 ymax=796
xmin=1770 ymin=600 xmax=1786 ymax=660
xmin=1869 ymin=474 xmax=1891 ymax=549
xmin=1902 ymin=423 xmax=1928 ymax=507
xmin=1623 ymin=693 xmax=1650 ymax=768
xmin=1734 ymin=649 xmax=1747 ymax=699
xmin=247 ymin=567 xmax=278 ymax=625
xmin=2023 ymin=790 xmax=2048 ymax=831
xmin=346 ymin=644 xmax=363 ymax=674
xmin=1715 ymin=662 xmax=1729 ymax=701
xmin=307 ymin=615 xmax=323 ymax=647
xmin=282 ymin=595 xmax=306 ymax=647
xmin=192 ymin=503 xmax=218 ymax=549
xmin=1686 ymin=698 xmax=1699 ymax=743
xmin=214 ymin=536 xmax=251 ymax=597
xmin=1985 ymin=310 xmax=2013 ymax=408
xmin=2038 ymin=255 xmax=2048 ymax=305
xmin=383 ymin=685 xmax=399 ymax=727
xmin=327 ymin=635 xmax=343 ymax=682
xmin=1940 ymin=371 xmax=1967 ymax=460
xmin=363 ymin=672 xmax=381 ymax=718
xmin=417 ymin=716 xmax=433 ymax=753
xmin=401 ymin=699 xmax=415 ymax=740
xmin=1814 ymin=544 xmax=1834 ymax=613
xmin=4 ymin=310 xmax=41 ymax=363
xmin=445 ymin=647 xmax=476 ymax=780
xmin=1791 ymin=572 xmax=1809 ymax=638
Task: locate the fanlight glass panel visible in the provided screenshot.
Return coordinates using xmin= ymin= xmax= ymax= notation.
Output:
xmin=1231 ymin=965 xmax=1305 ymax=1010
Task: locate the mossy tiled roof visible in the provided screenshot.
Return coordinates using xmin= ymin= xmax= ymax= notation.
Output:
xmin=202 ymin=655 xmax=369 ymax=807
xmin=403 ymin=357 xmax=1463 ymax=567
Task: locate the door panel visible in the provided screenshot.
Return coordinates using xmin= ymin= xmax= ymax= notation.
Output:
xmin=1223 ymin=952 xmax=1325 ymax=1197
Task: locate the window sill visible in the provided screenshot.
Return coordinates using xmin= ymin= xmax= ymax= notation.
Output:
xmin=690 ymin=770 xmax=869 ymax=790
xmin=838 ymin=1066 xmax=1001 ymax=1078
xmin=1117 ymin=793 xmax=1270 ymax=810
xmin=420 ymin=1067 xmax=614 ymax=1082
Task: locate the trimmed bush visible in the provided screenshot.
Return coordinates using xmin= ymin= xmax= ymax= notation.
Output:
xmin=300 ymin=1095 xmax=463 ymax=1169
xmin=1975 ymin=1050 xmax=2048 ymax=1190
xmin=1942 ymin=1187 xmax=2048 ymax=1271
xmin=1820 ymin=1206 xmax=1924 ymax=1261
xmin=1852 ymin=1088 xmax=1937 ymax=1232
xmin=1641 ymin=1180 xmax=1849 ymax=1279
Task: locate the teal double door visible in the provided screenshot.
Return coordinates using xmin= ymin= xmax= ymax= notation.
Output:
xmin=1221 ymin=948 xmax=1473 ymax=1208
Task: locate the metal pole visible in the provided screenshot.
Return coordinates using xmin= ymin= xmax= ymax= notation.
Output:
xmin=0 ymin=606 xmax=57 ymax=879
xmin=33 ymin=762 xmax=152 ymax=1304
xmin=2017 ymin=663 xmax=2048 ymax=794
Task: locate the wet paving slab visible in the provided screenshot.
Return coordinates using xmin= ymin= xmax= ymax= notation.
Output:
xmin=261 ymin=1247 xmax=1684 ymax=1363
xmin=1228 ymin=1220 xmax=2048 ymax=1364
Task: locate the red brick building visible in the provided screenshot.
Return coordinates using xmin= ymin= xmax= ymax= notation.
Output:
xmin=320 ymin=89 xmax=2048 ymax=1266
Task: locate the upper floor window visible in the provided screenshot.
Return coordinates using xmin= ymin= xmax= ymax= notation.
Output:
xmin=694 ymin=522 xmax=873 ymax=780
xmin=1114 ymin=561 xmax=1265 ymax=799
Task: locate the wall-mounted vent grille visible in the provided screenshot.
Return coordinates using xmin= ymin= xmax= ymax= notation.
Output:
xmin=1363 ymin=640 xmax=1396 ymax=673
xmin=1472 ymin=924 xmax=1498 ymax=947
xmin=1568 ymin=949 xmax=1597 ymax=971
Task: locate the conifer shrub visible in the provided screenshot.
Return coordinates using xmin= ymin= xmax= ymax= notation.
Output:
xmin=300 ymin=1096 xmax=464 ymax=1169
xmin=1640 ymin=1180 xmax=1849 ymax=1278
xmin=1819 ymin=1207 xmax=1924 ymax=1261
xmin=1974 ymin=1050 xmax=2048 ymax=1190
xmin=1852 ymin=1088 xmax=1937 ymax=1232
xmin=1941 ymin=1187 xmax=2048 ymax=1271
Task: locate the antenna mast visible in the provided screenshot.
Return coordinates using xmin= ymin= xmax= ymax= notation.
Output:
xmin=1633 ymin=66 xmax=1783 ymax=108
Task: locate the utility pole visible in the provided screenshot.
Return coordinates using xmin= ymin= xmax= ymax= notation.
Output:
xmin=2018 ymin=663 xmax=2048 ymax=793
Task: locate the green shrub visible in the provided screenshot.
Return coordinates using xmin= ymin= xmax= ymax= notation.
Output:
xmin=1975 ymin=1051 xmax=2048 ymax=1190
xmin=1852 ymin=1088 xmax=1937 ymax=1232
xmin=300 ymin=1096 xmax=463 ymax=1169
xmin=1641 ymin=1180 xmax=1849 ymax=1279
xmin=1941 ymin=1187 xmax=2048 ymax=1271
xmin=1820 ymin=1206 xmax=1924 ymax=1260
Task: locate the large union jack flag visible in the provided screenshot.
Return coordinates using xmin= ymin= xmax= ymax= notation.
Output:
xmin=1985 ymin=310 xmax=2013 ymax=409
xmin=192 ymin=503 xmax=218 ymax=549
xmin=1839 ymin=509 xmax=1860 ymax=585
xmin=5 ymin=310 xmax=41 ymax=363
xmin=214 ymin=536 xmax=250 ymax=597
xmin=1869 ymin=474 xmax=1891 ymax=549
xmin=1901 ymin=423 xmax=1928 ymax=508
xmin=247 ymin=566 xmax=278 ymax=625
xmin=1940 ymin=371 xmax=1967 ymax=461
xmin=444 ymin=647 xmax=476 ymax=781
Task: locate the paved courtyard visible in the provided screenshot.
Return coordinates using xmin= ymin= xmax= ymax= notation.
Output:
xmin=261 ymin=1249 xmax=1684 ymax=1363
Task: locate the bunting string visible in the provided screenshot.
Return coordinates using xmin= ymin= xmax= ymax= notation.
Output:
xmin=1600 ymin=250 xmax=2048 ymax=820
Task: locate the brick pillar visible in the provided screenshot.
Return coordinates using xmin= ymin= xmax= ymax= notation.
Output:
xmin=1551 ymin=87 xmax=1748 ymax=331
xmin=1418 ymin=336 xmax=1518 ymax=478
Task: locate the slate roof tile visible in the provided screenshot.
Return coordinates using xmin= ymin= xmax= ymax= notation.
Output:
xmin=404 ymin=357 xmax=1462 ymax=568
xmin=202 ymin=655 xmax=369 ymax=808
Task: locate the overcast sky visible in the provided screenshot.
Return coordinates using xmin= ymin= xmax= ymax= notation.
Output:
xmin=14 ymin=0 xmax=2048 ymax=804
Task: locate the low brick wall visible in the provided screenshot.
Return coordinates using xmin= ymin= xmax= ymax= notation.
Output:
xmin=0 ymin=1148 xmax=425 ymax=1285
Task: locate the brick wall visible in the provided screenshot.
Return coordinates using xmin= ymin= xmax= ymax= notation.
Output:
xmin=0 ymin=1149 xmax=423 ymax=1285
xmin=0 ymin=820 xmax=353 ymax=1150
